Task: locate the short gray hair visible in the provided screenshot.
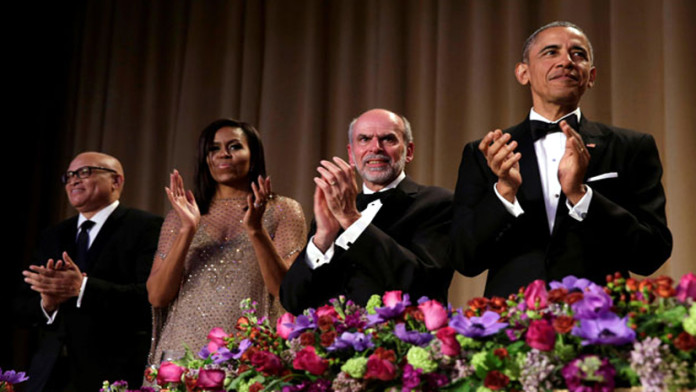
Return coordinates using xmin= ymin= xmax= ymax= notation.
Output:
xmin=521 ymin=21 xmax=594 ymax=64
xmin=348 ymin=113 xmax=413 ymax=144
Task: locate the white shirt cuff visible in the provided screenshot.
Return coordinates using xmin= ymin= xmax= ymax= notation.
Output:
xmin=305 ymin=238 xmax=335 ymax=270
xmin=76 ymin=276 xmax=88 ymax=308
xmin=40 ymin=300 xmax=59 ymax=325
xmin=567 ymin=185 xmax=593 ymax=221
xmin=493 ymin=183 xmax=524 ymax=217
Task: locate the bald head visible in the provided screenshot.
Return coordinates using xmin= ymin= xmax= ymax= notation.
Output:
xmin=65 ymin=152 xmax=125 ymax=218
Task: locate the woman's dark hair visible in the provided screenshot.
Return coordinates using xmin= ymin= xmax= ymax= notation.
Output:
xmin=194 ymin=118 xmax=267 ymax=214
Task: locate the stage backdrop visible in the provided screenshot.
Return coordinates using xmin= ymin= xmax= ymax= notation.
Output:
xmin=18 ymin=0 xmax=695 ymax=315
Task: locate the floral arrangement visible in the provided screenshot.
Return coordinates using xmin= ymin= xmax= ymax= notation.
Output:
xmin=104 ymin=272 xmax=696 ymax=392
xmin=0 ymin=368 xmax=28 ymax=392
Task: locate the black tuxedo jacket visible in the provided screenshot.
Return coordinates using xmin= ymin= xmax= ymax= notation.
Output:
xmin=280 ymin=176 xmax=454 ymax=315
xmin=16 ymin=205 xmax=162 ymax=392
xmin=451 ymin=117 xmax=672 ymax=297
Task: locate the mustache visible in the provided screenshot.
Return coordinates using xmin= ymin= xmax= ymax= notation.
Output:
xmin=362 ymin=154 xmax=391 ymax=164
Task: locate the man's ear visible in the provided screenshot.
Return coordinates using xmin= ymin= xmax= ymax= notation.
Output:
xmin=112 ymin=174 xmax=124 ymax=190
xmin=515 ymin=62 xmax=529 ymax=86
xmin=587 ymin=66 xmax=597 ymax=89
xmin=347 ymin=144 xmax=355 ymax=165
xmin=405 ymin=142 xmax=414 ymax=164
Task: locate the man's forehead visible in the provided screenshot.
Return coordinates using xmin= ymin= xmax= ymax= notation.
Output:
xmin=354 ymin=126 xmax=402 ymax=137
xmin=69 ymin=153 xmax=107 ymax=170
xmin=534 ymin=27 xmax=590 ymax=50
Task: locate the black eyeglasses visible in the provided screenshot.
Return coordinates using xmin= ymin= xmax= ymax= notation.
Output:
xmin=61 ymin=166 xmax=117 ymax=184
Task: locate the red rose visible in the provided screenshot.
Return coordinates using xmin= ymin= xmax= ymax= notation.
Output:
xmin=300 ymin=331 xmax=316 ymax=346
xmin=316 ymin=304 xmax=339 ymax=320
xmin=276 ymin=312 xmax=295 ymax=340
xmin=488 ymin=296 xmax=508 ymax=314
xmin=249 ymin=382 xmax=264 ymax=392
xmin=418 ymin=300 xmax=448 ymax=331
xmin=405 ymin=306 xmax=425 ymax=322
xmin=552 ymin=315 xmax=576 ymax=334
xmin=524 ymin=280 xmax=548 ymax=310
xmin=197 ymin=368 xmax=226 ymax=389
xmin=468 ymin=297 xmax=489 ymax=311
xmin=156 ymin=361 xmax=185 ymax=385
xmin=293 ymin=346 xmax=328 ymax=375
xmin=526 ymin=319 xmax=556 ymax=351
xmin=493 ymin=347 xmax=508 ymax=359
xmin=144 ymin=366 xmax=156 ymax=383
xmin=320 ymin=330 xmax=337 ymax=347
xmin=674 ymin=331 xmax=696 ymax=352
xmin=317 ymin=315 xmax=335 ymax=331
xmin=251 ymin=350 xmax=284 ymax=376
xmin=655 ymin=276 xmax=676 ymax=298
xmin=436 ymin=326 xmax=461 ymax=356
xmin=548 ymin=288 xmax=568 ymax=304
xmin=484 ymin=370 xmax=510 ymax=390
xmin=564 ymin=291 xmax=584 ymax=305
xmin=365 ymin=349 xmax=397 ymax=381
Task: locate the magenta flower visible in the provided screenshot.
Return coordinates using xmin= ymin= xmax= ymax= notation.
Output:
xmin=524 ymin=279 xmax=548 ymax=310
xmin=676 ymin=272 xmax=696 ymax=302
xmin=276 ymin=312 xmax=296 ymax=339
xmin=562 ymin=355 xmax=615 ymax=392
xmin=394 ymin=323 xmax=434 ymax=346
xmin=206 ymin=327 xmax=228 ymax=353
xmin=156 ymin=361 xmax=185 ymax=385
xmin=375 ymin=292 xmax=411 ymax=319
xmin=197 ymin=368 xmax=226 ymax=390
xmin=419 ymin=299 xmax=448 ymax=330
xmin=525 ymin=319 xmax=556 ymax=351
xmin=401 ymin=364 xmax=422 ymax=391
xmin=572 ymin=312 xmax=636 ymax=346
xmin=450 ymin=311 xmax=508 ymax=338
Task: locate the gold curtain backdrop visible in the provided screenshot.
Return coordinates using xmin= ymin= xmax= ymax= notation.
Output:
xmin=31 ymin=0 xmax=696 ymax=308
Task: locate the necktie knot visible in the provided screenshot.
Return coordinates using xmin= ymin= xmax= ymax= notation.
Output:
xmin=356 ymin=189 xmax=395 ymax=211
xmin=80 ymin=220 xmax=95 ymax=232
xmin=530 ymin=115 xmax=578 ymax=141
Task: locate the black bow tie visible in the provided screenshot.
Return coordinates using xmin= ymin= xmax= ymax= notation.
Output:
xmin=530 ymin=115 xmax=579 ymax=141
xmin=356 ymin=189 xmax=396 ymax=211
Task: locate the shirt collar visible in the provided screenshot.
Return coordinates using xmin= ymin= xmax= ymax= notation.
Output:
xmin=529 ymin=107 xmax=582 ymax=124
xmin=77 ymin=200 xmax=120 ymax=228
xmin=362 ymin=171 xmax=406 ymax=195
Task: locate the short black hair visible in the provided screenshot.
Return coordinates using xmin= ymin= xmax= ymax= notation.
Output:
xmin=521 ymin=21 xmax=594 ymax=64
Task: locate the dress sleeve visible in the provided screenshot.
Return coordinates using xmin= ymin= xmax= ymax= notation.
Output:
xmin=270 ymin=196 xmax=307 ymax=264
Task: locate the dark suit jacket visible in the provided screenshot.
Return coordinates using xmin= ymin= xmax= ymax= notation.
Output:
xmin=451 ymin=117 xmax=672 ymax=297
xmin=280 ymin=176 xmax=454 ymax=315
xmin=16 ymin=205 xmax=162 ymax=392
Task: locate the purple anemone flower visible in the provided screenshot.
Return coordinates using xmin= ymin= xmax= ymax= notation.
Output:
xmin=571 ymin=288 xmax=614 ymax=319
xmin=572 ymin=312 xmax=636 ymax=346
xmin=374 ymin=293 xmax=411 ymax=320
xmin=449 ymin=311 xmax=508 ymax=338
xmin=327 ymin=331 xmax=374 ymax=352
xmin=0 ymin=368 xmax=29 ymax=384
xmin=393 ymin=323 xmax=434 ymax=346
xmin=550 ymin=275 xmax=594 ymax=292
xmin=287 ymin=314 xmax=317 ymax=339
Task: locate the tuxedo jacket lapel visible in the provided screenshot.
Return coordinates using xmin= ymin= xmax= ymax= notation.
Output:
xmin=84 ymin=206 xmax=125 ymax=272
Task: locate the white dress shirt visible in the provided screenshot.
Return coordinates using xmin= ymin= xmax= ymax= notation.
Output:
xmin=305 ymin=171 xmax=406 ymax=269
xmin=494 ymin=108 xmax=592 ymax=233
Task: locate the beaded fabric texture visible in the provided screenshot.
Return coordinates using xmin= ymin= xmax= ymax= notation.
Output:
xmin=149 ymin=195 xmax=306 ymax=364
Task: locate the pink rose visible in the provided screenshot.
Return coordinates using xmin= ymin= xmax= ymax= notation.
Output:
xmin=316 ymin=304 xmax=339 ymax=320
xmin=197 ymin=368 xmax=226 ymax=389
xmin=383 ymin=290 xmax=404 ymax=307
xmin=418 ymin=300 xmax=448 ymax=331
xmin=276 ymin=312 xmax=295 ymax=340
xmin=526 ymin=319 xmax=556 ymax=351
xmin=207 ymin=327 xmax=228 ymax=353
xmin=436 ymin=326 xmax=461 ymax=356
xmin=293 ymin=346 xmax=328 ymax=375
xmin=525 ymin=279 xmax=548 ymax=310
xmin=156 ymin=361 xmax=185 ymax=385
xmin=676 ymin=272 xmax=696 ymax=302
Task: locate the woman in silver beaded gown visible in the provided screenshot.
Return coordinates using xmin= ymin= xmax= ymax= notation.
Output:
xmin=146 ymin=119 xmax=306 ymax=364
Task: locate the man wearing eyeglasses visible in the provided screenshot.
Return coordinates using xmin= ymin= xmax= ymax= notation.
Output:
xmin=17 ymin=152 xmax=163 ymax=392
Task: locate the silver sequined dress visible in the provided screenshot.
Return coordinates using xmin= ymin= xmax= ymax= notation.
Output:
xmin=148 ymin=196 xmax=305 ymax=364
